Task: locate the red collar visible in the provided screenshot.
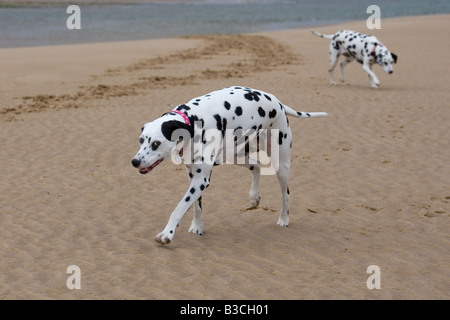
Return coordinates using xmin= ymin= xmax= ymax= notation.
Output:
xmin=172 ymin=110 xmax=191 ymax=125
xmin=373 ymin=43 xmax=379 ymax=56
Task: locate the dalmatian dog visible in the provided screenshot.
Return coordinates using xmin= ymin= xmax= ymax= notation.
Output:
xmin=131 ymin=86 xmax=327 ymax=245
xmin=312 ymin=30 xmax=398 ymax=88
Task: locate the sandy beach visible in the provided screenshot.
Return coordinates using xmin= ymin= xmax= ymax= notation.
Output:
xmin=0 ymin=13 xmax=449 ymax=300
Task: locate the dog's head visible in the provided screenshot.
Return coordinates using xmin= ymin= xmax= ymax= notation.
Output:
xmin=377 ymin=49 xmax=398 ymax=74
xmin=131 ymin=115 xmax=192 ymax=174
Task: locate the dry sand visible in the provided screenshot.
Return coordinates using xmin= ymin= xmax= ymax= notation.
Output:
xmin=0 ymin=14 xmax=449 ymax=299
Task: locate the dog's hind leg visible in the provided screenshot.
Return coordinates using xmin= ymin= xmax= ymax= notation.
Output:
xmin=328 ymin=46 xmax=340 ymax=85
xmin=340 ymin=56 xmax=353 ymax=82
xmin=275 ymin=133 xmax=291 ymax=227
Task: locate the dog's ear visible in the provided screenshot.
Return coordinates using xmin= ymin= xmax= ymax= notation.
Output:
xmin=161 ymin=120 xmax=193 ymax=142
xmin=391 ymin=53 xmax=398 ymax=64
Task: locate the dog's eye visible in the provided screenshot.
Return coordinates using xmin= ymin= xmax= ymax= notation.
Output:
xmin=139 ymin=137 xmax=144 ymax=145
xmin=151 ymin=141 xmax=161 ymax=151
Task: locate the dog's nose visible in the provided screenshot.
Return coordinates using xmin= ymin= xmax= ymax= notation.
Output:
xmin=131 ymin=158 xmax=141 ymax=168
xmin=389 ymin=70 xmax=393 ymax=74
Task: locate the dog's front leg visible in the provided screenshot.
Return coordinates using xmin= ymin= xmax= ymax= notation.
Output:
xmin=362 ymin=62 xmax=380 ymax=88
xmin=155 ymin=174 xmax=210 ymax=245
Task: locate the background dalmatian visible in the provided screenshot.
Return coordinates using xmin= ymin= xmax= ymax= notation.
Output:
xmin=312 ymin=30 xmax=398 ymax=88
xmin=131 ymin=86 xmax=327 ymax=245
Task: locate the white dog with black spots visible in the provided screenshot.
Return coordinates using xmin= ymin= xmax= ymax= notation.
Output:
xmin=131 ymin=86 xmax=327 ymax=245
xmin=312 ymin=30 xmax=398 ymax=88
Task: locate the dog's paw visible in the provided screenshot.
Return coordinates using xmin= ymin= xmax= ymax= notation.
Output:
xmin=188 ymin=221 xmax=203 ymax=235
xmin=250 ymin=192 xmax=261 ymax=208
xmin=155 ymin=230 xmax=174 ymax=245
xmin=371 ymin=79 xmax=380 ymax=88
xmin=277 ymin=214 xmax=290 ymax=227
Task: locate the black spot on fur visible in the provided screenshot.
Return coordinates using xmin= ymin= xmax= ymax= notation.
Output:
xmin=213 ymin=114 xmax=227 ymax=137
xmin=214 ymin=114 xmax=223 ymax=132
xmin=278 ymin=131 xmax=284 ymax=145
xmin=224 ymin=101 xmax=231 ymax=110
xmin=196 ymin=168 xmax=201 ymax=173
xmin=268 ymin=109 xmax=277 ymax=119
xmin=244 ymin=93 xmax=254 ymax=101
xmin=244 ymin=91 xmax=260 ymax=102
xmin=264 ymin=94 xmax=271 ymax=101
xmin=190 ymin=187 xmax=196 ymax=194
xmin=176 ymin=104 xmax=190 ymax=111
xmin=185 ymin=196 xmax=191 ymax=202
xmin=258 ymin=107 xmax=266 ymax=117
xmin=200 ymin=184 xmax=205 ymax=191
xmin=235 ymin=106 xmax=243 ymax=116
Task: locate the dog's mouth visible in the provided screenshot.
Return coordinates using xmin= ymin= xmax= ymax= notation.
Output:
xmin=139 ymin=159 xmax=163 ymax=174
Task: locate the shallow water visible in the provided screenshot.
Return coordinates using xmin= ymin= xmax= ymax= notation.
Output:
xmin=1 ymin=0 xmax=449 ymax=48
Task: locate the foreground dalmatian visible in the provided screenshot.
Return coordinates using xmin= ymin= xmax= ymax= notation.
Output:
xmin=131 ymin=86 xmax=327 ymax=245
xmin=312 ymin=30 xmax=398 ymax=88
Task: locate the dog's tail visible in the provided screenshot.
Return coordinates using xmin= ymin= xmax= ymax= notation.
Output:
xmin=311 ymin=30 xmax=335 ymax=40
xmin=284 ymin=105 xmax=328 ymax=118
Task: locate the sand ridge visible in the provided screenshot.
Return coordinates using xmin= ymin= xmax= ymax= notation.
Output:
xmin=1 ymin=34 xmax=296 ymax=121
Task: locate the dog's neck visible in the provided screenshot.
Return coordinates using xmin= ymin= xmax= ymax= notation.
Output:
xmin=373 ymin=43 xmax=379 ymax=57
xmin=172 ymin=110 xmax=191 ymax=126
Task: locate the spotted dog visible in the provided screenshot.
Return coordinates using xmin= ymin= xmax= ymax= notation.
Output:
xmin=131 ymin=86 xmax=327 ymax=245
xmin=312 ymin=30 xmax=398 ymax=88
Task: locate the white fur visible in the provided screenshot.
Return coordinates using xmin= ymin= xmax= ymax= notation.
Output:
xmin=131 ymin=86 xmax=327 ymax=245
xmin=312 ymin=30 xmax=398 ymax=88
